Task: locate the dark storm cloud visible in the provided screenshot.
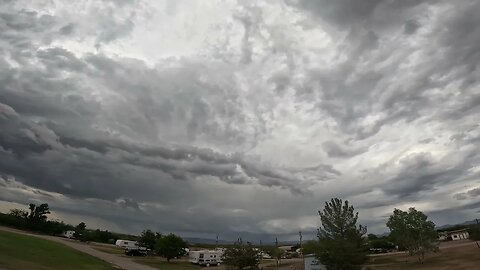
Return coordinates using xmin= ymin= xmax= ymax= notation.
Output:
xmin=382 ymin=152 xmax=475 ymax=199
xmin=294 ymin=0 xmax=426 ymax=29
xmin=0 ymin=42 xmax=330 ymax=201
xmin=289 ymin=0 xmax=480 ymax=143
xmin=1 ymin=0 xmax=480 ymax=238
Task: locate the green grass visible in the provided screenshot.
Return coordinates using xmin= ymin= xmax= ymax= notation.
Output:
xmin=134 ymin=257 xmax=203 ymax=270
xmin=0 ymin=230 xmax=118 ymax=270
xmin=92 ymin=245 xmax=125 ymax=255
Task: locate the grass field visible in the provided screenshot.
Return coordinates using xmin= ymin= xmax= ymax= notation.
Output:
xmin=365 ymin=241 xmax=480 ymax=270
xmin=134 ymin=257 xmax=202 ymax=270
xmin=91 ymin=245 xmax=125 ymax=255
xmin=0 ymin=230 xmax=118 ymax=270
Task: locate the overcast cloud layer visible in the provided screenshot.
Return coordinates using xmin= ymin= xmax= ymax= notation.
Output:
xmin=1 ymin=0 xmax=479 ymax=241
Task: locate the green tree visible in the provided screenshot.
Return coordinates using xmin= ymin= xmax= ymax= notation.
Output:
xmin=74 ymin=222 xmax=87 ymax=240
xmin=316 ymin=198 xmax=368 ymax=270
xmin=369 ymin=238 xmax=395 ymax=251
xmin=155 ymin=233 xmax=187 ymax=262
xmin=386 ymin=208 xmax=438 ymax=264
xmin=223 ymin=240 xmax=259 ymax=270
xmin=138 ymin=229 xmax=156 ymax=250
xmin=8 ymin=209 xmax=28 ymax=219
xmin=27 ymin=203 xmax=50 ymax=223
xmin=302 ymin=240 xmax=321 ymax=255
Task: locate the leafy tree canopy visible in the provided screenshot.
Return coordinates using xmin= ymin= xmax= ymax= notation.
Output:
xmin=138 ymin=229 xmax=157 ymax=250
xmin=223 ymin=240 xmax=259 ymax=270
xmin=387 ymin=207 xmax=438 ymax=264
xmin=155 ymin=233 xmax=187 ymax=262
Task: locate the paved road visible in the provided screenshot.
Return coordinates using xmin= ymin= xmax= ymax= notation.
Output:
xmin=0 ymin=226 xmax=157 ymax=270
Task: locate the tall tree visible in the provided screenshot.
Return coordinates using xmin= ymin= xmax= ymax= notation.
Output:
xmin=223 ymin=240 xmax=260 ymax=270
xmin=27 ymin=203 xmax=50 ymax=223
xmin=138 ymin=229 xmax=156 ymax=250
xmin=387 ymin=208 xmax=438 ymax=264
xmin=316 ymin=198 xmax=367 ymax=270
xmin=74 ymin=222 xmax=87 ymax=240
xmin=155 ymin=233 xmax=187 ymax=262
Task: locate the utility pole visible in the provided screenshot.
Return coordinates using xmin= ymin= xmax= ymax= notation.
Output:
xmin=215 ymin=234 xmax=218 ymax=249
xmin=476 ymin=219 xmax=480 ymax=249
xmin=275 ymin=236 xmax=279 ymax=270
xmin=299 ymin=231 xmax=304 ymax=270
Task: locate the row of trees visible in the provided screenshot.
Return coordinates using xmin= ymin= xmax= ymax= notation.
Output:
xmin=1 ymin=203 xmax=73 ymax=235
xmin=1 ymin=203 xmax=123 ymax=244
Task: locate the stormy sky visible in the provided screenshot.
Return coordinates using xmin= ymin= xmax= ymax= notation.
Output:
xmin=1 ymin=0 xmax=479 ymax=242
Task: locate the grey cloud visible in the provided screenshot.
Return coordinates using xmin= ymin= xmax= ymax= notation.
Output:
xmin=59 ymin=23 xmax=75 ymax=35
xmin=117 ymin=198 xmax=140 ymax=209
xmin=96 ymin=19 xmax=134 ymax=46
xmin=287 ymin=0 xmax=480 ymax=143
xmin=322 ymin=140 xmax=367 ymax=158
xmin=1 ymin=0 xmax=480 ymax=239
xmin=293 ymin=0 xmax=428 ymax=35
xmin=382 ymin=153 xmax=469 ymax=199
xmin=0 ymin=43 xmax=333 ymax=200
xmin=419 ymin=138 xmax=435 ymax=144
xmin=404 ymin=19 xmax=420 ymax=34
xmin=454 ymin=187 xmax=480 ymax=201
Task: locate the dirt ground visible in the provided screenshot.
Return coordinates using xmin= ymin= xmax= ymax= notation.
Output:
xmin=365 ymin=240 xmax=480 ymax=270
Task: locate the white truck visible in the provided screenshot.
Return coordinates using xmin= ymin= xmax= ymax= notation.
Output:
xmin=189 ymin=250 xmax=223 ymax=267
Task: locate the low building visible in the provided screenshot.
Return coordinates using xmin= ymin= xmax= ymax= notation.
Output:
xmin=438 ymin=229 xmax=469 ymax=241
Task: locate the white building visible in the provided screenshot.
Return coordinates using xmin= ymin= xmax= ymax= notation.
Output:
xmin=438 ymin=229 xmax=469 ymax=241
xmin=450 ymin=229 xmax=469 ymax=241
xmin=304 ymin=254 xmax=326 ymax=270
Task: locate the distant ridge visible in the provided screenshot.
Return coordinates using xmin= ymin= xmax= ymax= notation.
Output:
xmin=184 ymin=237 xmax=301 ymax=246
xmin=436 ymin=219 xmax=478 ymax=231
xmin=184 ymin=237 xmax=233 ymax=245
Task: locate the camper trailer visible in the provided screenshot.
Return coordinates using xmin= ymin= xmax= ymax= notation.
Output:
xmin=62 ymin=230 xmax=75 ymax=239
xmin=189 ymin=250 xmax=223 ymax=267
xmin=115 ymin=239 xmax=139 ymax=249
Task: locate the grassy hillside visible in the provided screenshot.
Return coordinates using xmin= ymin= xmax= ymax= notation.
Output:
xmin=0 ymin=230 xmax=117 ymax=270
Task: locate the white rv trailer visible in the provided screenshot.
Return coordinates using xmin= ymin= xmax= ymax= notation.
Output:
xmin=62 ymin=230 xmax=75 ymax=239
xmin=189 ymin=250 xmax=223 ymax=266
xmin=115 ymin=239 xmax=139 ymax=249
